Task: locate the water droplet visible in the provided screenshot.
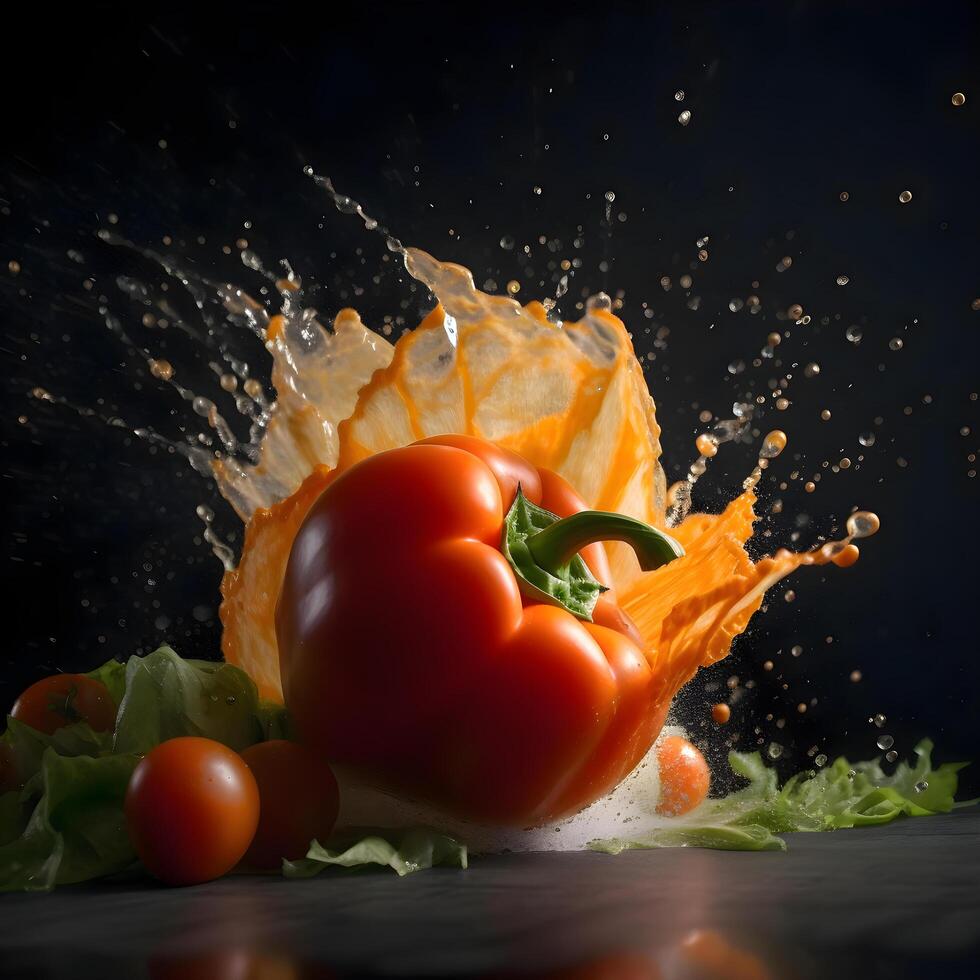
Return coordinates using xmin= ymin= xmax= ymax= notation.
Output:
xmin=951 ymin=92 xmax=966 ymax=107
xmin=858 ymin=431 xmax=876 ymax=447
xmin=804 ymin=362 xmax=821 ymax=378
xmin=873 ymin=713 xmax=887 ymax=728
xmin=767 ymin=742 xmax=783 ymax=760
xmin=788 ymin=303 xmax=803 ymax=320
xmin=814 ymin=753 xmax=828 ymax=767
xmin=821 ymin=409 xmax=832 ymax=421
xmin=845 ymin=325 xmax=863 ymax=344
xmin=914 ymin=779 xmax=929 ymax=793
xmin=696 ymin=433 xmax=719 ymax=458
xmin=506 ymin=280 xmax=521 ymax=295
xmin=791 ymin=644 xmax=803 ymax=657
xmin=225 ymin=695 xmax=237 ymax=705
xmin=898 ymin=190 xmax=913 ymax=204
xmin=727 ymin=358 xmax=746 ymax=375
xmin=674 ymin=89 xmax=686 ymax=101
xmin=761 ymin=430 xmax=788 ymax=459
xmin=678 ymin=110 xmax=692 ymax=126
xmin=532 ymin=186 xmax=542 ymax=196
xmin=846 ymin=511 xmax=880 ymax=539
xmin=148 ymin=359 xmax=173 ymax=382
xmin=876 ymin=734 xmax=894 ymax=750
xmin=889 ymin=337 xmax=904 ymax=351
xmin=839 ymin=191 xmax=850 ymax=202
xmin=604 ymin=190 xmax=616 ymax=203
xmin=499 ymin=235 xmax=515 ymax=251
xmin=885 ymin=750 xmax=898 ymax=762
xmin=836 ymin=275 xmax=849 ymax=286
xmin=850 ymin=669 xmax=863 ymax=682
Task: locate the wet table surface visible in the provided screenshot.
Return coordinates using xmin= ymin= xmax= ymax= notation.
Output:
xmin=1 ymin=809 xmax=978 ymax=979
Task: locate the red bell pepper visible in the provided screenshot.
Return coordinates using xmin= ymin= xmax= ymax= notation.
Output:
xmin=276 ymin=435 xmax=684 ymax=826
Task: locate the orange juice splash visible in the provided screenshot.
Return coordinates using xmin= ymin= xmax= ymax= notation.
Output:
xmin=214 ymin=177 xmax=879 ymax=715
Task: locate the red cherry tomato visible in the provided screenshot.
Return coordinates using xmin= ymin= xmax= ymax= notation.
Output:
xmin=656 ymin=735 xmax=710 ymax=816
xmin=11 ymin=673 xmax=116 ymax=735
xmin=125 ymin=736 xmax=259 ymax=886
xmin=240 ymin=740 xmax=340 ymax=869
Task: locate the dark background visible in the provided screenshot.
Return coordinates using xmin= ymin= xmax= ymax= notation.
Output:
xmin=0 ymin=1 xmax=977 ymax=790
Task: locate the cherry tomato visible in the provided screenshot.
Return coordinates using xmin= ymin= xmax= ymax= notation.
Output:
xmin=655 ymin=735 xmax=710 ymax=816
xmin=11 ymin=673 xmax=116 ymax=735
xmin=240 ymin=740 xmax=340 ymax=869
xmin=125 ymin=736 xmax=259 ymax=886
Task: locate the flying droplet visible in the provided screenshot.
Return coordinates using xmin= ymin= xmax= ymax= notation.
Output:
xmin=898 ymin=190 xmax=913 ymax=204
xmin=858 ymin=431 xmax=876 ymax=447
xmin=876 ymin=734 xmax=894 ymax=750
xmin=148 ymin=359 xmax=174 ymax=382
xmin=846 ymin=511 xmax=880 ymax=539
xmin=845 ymin=325 xmax=863 ymax=344
xmin=836 ymin=275 xmax=849 ymax=286
xmin=889 ymin=337 xmax=904 ymax=351
xmin=761 ymin=430 xmax=788 ymax=459
xmin=951 ymin=92 xmax=966 ymax=107
xmin=678 ymin=110 xmax=692 ymax=126
xmin=696 ymin=433 xmax=719 ymax=458
xmin=674 ymin=90 xmax=686 ymax=101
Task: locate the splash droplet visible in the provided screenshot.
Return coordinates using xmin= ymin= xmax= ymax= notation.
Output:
xmin=898 ymin=190 xmax=912 ymax=204
xmin=846 ymin=511 xmax=880 ymax=539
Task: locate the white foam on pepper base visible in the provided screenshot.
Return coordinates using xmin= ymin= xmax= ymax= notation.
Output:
xmin=333 ymin=725 xmax=688 ymax=853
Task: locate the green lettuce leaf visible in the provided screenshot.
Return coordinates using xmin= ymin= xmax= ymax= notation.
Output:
xmin=86 ymin=657 xmax=128 ymax=709
xmin=112 ymin=645 xmax=264 ymax=754
xmin=283 ymin=827 xmax=468 ymax=878
xmin=590 ymin=738 xmax=970 ymax=854
xmin=0 ymin=749 xmax=138 ymax=891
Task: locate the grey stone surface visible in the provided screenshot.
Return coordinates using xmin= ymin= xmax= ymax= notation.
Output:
xmin=1 ymin=809 xmax=978 ymax=978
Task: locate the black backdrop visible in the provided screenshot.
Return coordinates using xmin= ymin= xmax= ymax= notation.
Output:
xmin=1 ymin=1 xmax=977 ymax=791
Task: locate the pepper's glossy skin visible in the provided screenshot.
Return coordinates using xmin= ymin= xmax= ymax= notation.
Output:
xmin=277 ymin=435 xmax=670 ymax=825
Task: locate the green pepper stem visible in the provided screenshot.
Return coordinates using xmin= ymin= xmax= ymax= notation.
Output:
xmin=525 ymin=510 xmax=684 ymax=574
